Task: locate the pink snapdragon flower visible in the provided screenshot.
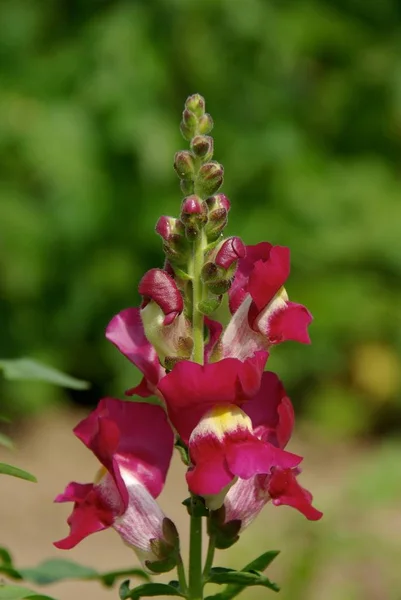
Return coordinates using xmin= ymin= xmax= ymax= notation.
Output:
xmin=220 ymin=243 xmax=313 ymax=361
xmin=158 ymin=358 xmax=302 ymax=509
xmin=54 ymin=398 xmax=176 ymax=567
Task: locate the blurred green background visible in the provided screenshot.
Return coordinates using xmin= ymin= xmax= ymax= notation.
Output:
xmin=1 ymin=0 xmax=401 ymax=598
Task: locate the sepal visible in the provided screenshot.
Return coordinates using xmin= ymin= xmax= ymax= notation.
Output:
xmin=208 ymin=506 xmax=241 ymax=550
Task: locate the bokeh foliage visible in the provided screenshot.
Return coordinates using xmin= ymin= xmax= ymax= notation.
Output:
xmin=0 ymin=0 xmax=400 ymax=435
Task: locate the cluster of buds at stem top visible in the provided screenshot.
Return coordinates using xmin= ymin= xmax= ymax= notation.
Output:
xmin=174 ymin=94 xmax=224 ymax=215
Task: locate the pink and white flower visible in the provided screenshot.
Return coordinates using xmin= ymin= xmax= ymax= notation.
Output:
xmin=220 ymin=243 xmax=313 ymax=361
xmin=54 ymin=398 xmax=176 ymax=567
xmin=158 ymin=357 xmax=303 ymax=509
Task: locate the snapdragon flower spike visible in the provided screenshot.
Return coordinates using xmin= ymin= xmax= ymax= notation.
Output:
xmin=139 ymin=268 xmax=192 ymax=365
xmin=106 ymin=307 xmax=165 ymax=397
xmin=220 ymin=372 xmax=322 ymax=532
xmin=221 ymin=243 xmax=313 ymax=360
xmin=54 ymin=399 xmax=177 ymax=568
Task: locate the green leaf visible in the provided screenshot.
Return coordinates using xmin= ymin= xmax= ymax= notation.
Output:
xmin=241 ymin=550 xmax=280 ymax=573
xmin=18 ymin=559 xmax=149 ymax=587
xmin=0 ymin=359 xmax=89 ymax=390
xmin=0 ymin=433 xmax=14 ymax=449
xmin=99 ymin=568 xmax=150 ymax=588
xmin=0 ymin=585 xmax=56 ymax=599
xmin=119 ymin=581 xmax=184 ymax=599
xmin=208 ymin=570 xmax=279 ymax=593
xmin=20 ymin=559 xmax=98 ymax=585
xmin=0 ymin=463 xmax=37 ymax=482
xmin=205 ymin=551 xmax=281 ymax=600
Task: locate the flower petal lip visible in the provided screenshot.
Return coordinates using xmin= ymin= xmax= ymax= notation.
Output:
xmin=157 ymin=352 xmax=268 ymax=442
xmin=139 ymin=268 xmax=184 ymax=324
xmin=105 ymin=307 xmax=164 ymax=396
xmin=265 ymin=301 xmax=313 ymax=345
xmin=73 ymin=398 xmax=174 ymax=499
xmin=268 ymin=467 xmax=323 ymax=521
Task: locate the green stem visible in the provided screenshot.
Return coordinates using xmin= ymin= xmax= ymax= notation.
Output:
xmin=202 ymin=533 xmax=216 ymax=579
xmin=188 ymin=504 xmax=203 ymax=599
xmin=187 ymin=227 xmax=206 ymax=598
xmin=177 ymin=554 xmax=188 ymax=595
xmin=191 ymin=229 xmax=206 ymax=364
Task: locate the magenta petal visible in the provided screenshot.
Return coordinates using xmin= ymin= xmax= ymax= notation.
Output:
xmin=186 ymin=455 xmax=233 ymax=496
xmin=268 ymin=468 xmax=323 ymax=521
xmin=105 ymin=307 xmax=164 ymax=391
xmin=248 ymin=246 xmax=291 ymax=313
xmin=54 ymin=483 xmax=112 ymax=549
xmin=243 ymin=372 xmax=294 ymax=448
xmin=158 ymin=353 xmax=268 ymax=442
xmin=73 ymin=398 xmax=174 ymax=498
xmin=55 ymin=482 xmax=94 ymax=504
xmin=226 ymin=440 xmax=302 ymax=479
xmin=266 ymin=301 xmax=313 ymax=345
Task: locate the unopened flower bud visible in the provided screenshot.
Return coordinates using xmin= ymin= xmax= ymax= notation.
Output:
xmin=196 ymin=161 xmax=224 ymax=197
xmin=206 ymin=193 xmax=231 ymax=213
xmin=139 ymin=269 xmax=184 ymax=326
xmin=185 ymin=94 xmax=206 ymax=118
xmin=180 ymin=109 xmax=198 ymax=141
xmin=191 ymin=135 xmax=214 ymax=161
xmin=198 ymin=113 xmax=214 ymax=135
xmin=155 ymin=216 xmax=185 ymax=242
xmin=202 ymin=261 xmax=233 ymax=294
xmin=215 ymin=237 xmax=246 ymax=270
xmin=156 ymin=217 xmax=189 ymax=265
xmin=180 ymin=195 xmax=208 ymax=242
xmin=174 ymin=150 xmax=195 ymax=180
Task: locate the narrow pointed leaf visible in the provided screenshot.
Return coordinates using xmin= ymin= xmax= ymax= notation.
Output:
xmin=0 ymin=463 xmax=37 ymax=482
xmin=242 ymin=550 xmax=280 ymax=573
xmin=18 ymin=558 xmax=149 ymax=587
xmin=208 ymin=570 xmax=279 ymax=593
xmin=0 ymin=359 xmax=89 ymax=390
xmin=120 ymin=582 xmax=185 ymax=599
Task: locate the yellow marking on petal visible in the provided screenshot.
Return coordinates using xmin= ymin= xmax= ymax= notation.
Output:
xmin=94 ymin=466 xmax=107 ymax=484
xmin=194 ymin=404 xmax=253 ymax=441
